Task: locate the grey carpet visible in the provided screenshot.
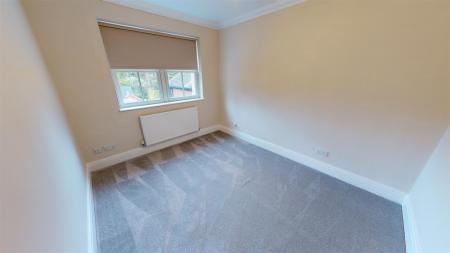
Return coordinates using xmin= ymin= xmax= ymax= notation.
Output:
xmin=92 ymin=131 xmax=405 ymax=253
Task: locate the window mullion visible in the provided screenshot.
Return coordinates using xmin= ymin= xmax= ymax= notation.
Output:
xmin=136 ymin=71 xmax=146 ymax=102
xmin=160 ymin=70 xmax=169 ymax=102
xmin=181 ymin=72 xmax=185 ymax=97
xmin=158 ymin=70 xmax=163 ymax=101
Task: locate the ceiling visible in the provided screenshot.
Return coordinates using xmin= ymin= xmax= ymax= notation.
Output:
xmin=104 ymin=0 xmax=306 ymax=29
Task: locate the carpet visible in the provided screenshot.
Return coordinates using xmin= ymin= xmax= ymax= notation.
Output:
xmin=92 ymin=131 xmax=405 ymax=253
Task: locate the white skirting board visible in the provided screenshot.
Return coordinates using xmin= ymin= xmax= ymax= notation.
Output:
xmin=402 ymin=196 xmax=419 ymax=253
xmin=86 ymin=169 xmax=98 ymax=253
xmin=86 ymin=124 xmax=411 ymax=253
xmin=86 ymin=125 xmax=221 ymax=172
xmin=85 ymin=124 xmax=221 ymax=253
xmin=87 ymin=124 xmax=406 ymax=201
xmin=217 ymin=126 xmax=412 ymax=251
xmin=217 ymin=126 xmax=406 ymax=204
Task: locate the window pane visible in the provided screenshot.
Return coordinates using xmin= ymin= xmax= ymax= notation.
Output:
xmin=182 ymin=72 xmax=196 ymax=96
xmin=167 ymin=71 xmax=184 ymax=98
xmin=138 ymin=71 xmax=162 ymax=101
xmin=113 ymin=69 xmax=200 ymax=109
xmin=115 ymin=72 xmax=144 ymax=104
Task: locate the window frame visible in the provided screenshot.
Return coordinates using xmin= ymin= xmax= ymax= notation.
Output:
xmin=111 ymin=68 xmax=202 ymax=111
xmin=111 ymin=69 xmax=165 ymax=109
xmin=165 ymin=69 xmax=201 ymax=102
xmin=98 ymin=19 xmax=205 ymax=112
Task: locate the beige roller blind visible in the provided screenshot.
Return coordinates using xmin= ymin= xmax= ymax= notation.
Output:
xmin=99 ymin=24 xmax=198 ymax=69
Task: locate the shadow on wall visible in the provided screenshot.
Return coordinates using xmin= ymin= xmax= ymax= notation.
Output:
xmin=0 ymin=0 xmax=89 ymax=252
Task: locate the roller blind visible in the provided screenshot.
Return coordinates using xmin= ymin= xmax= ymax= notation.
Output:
xmin=99 ymin=24 xmax=198 ymax=70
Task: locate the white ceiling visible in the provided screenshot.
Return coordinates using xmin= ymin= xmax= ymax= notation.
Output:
xmin=104 ymin=0 xmax=306 ymax=29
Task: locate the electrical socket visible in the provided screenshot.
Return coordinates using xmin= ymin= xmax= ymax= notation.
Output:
xmin=232 ymin=122 xmax=238 ymax=127
xmin=93 ymin=147 xmax=103 ymax=155
xmin=103 ymin=144 xmax=115 ymax=151
xmin=316 ymin=148 xmax=330 ymax=157
xmin=93 ymin=144 xmax=115 ymax=155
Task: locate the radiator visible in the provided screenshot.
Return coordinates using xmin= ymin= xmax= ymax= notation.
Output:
xmin=139 ymin=107 xmax=199 ymax=146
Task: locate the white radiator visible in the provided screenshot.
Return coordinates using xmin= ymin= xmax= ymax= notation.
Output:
xmin=139 ymin=107 xmax=199 ymax=146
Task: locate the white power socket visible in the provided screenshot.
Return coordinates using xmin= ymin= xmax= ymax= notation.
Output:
xmin=232 ymin=122 xmax=238 ymax=127
xmin=103 ymin=144 xmax=115 ymax=151
xmin=93 ymin=144 xmax=115 ymax=155
xmin=316 ymin=148 xmax=330 ymax=157
xmin=93 ymin=147 xmax=103 ymax=155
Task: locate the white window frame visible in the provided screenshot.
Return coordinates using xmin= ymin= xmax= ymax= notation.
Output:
xmin=112 ymin=69 xmax=202 ymax=111
xmin=165 ymin=69 xmax=201 ymax=102
xmin=111 ymin=69 xmax=164 ymax=109
xmin=98 ymin=19 xmax=205 ymax=112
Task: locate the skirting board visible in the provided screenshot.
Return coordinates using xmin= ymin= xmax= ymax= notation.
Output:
xmin=218 ymin=126 xmax=406 ymax=204
xmin=86 ymin=125 xmax=222 ymax=172
xmin=86 ymin=169 xmax=98 ymax=253
xmin=221 ymin=127 xmax=414 ymax=253
xmin=87 ymin=123 xmax=406 ymax=202
xmin=402 ymin=196 xmax=419 ymax=253
xmin=85 ymin=124 xmax=222 ymax=253
xmin=86 ymin=123 xmax=410 ymax=253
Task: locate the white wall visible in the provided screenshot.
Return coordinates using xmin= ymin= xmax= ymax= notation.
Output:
xmin=407 ymin=127 xmax=450 ymax=253
xmin=0 ymin=0 xmax=89 ymax=252
xmin=220 ymin=0 xmax=450 ymax=192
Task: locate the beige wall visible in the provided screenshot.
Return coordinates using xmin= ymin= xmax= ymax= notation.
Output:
xmin=408 ymin=126 xmax=450 ymax=252
xmin=220 ymin=0 xmax=450 ymax=192
xmin=21 ymin=0 xmax=222 ymax=163
xmin=0 ymin=0 xmax=88 ymax=251
xmin=19 ymin=0 xmax=449 ymax=192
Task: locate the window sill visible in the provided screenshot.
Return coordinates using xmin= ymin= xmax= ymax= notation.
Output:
xmin=119 ymin=97 xmax=204 ymax=112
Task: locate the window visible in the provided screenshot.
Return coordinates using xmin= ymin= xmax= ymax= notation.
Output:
xmin=167 ymin=70 xmax=198 ymax=98
xmin=112 ymin=69 xmax=199 ymax=108
xmin=98 ymin=22 xmax=203 ymax=110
